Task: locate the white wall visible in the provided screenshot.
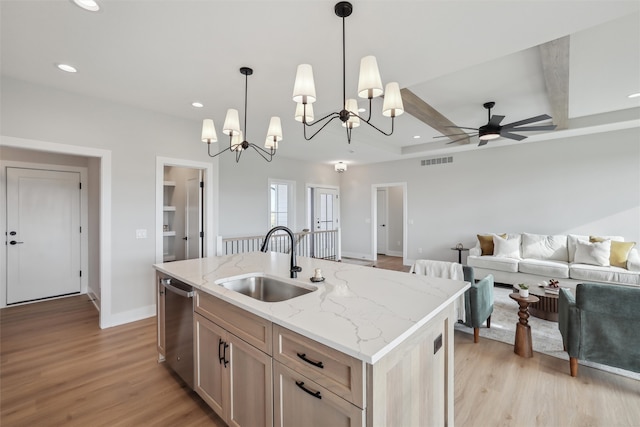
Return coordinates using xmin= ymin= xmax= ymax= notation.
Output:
xmin=387 ymin=185 xmax=404 ymax=256
xmin=1 ymin=77 xmax=216 ymax=326
xmin=218 ymin=150 xmax=339 ymax=237
xmin=341 ymin=128 xmax=640 ymax=265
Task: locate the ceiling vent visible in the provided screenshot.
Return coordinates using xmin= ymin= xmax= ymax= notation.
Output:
xmin=421 ymin=156 xmax=453 ymax=167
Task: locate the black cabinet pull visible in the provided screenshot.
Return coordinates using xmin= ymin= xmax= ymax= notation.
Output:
xmin=222 ymin=342 xmax=229 ymax=367
xmin=218 ymin=339 xmax=225 ymax=365
xmin=296 ymin=352 xmax=324 ymax=369
xmin=295 ymin=381 xmax=322 ymax=399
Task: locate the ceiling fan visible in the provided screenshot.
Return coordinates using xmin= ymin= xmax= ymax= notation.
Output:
xmin=436 ymin=101 xmax=557 ymax=146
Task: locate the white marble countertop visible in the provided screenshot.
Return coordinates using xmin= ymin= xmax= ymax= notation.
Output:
xmin=154 ymin=252 xmax=469 ymax=364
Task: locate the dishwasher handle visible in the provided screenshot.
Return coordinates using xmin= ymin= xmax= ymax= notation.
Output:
xmin=161 ymin=278 xmax=194 ymax=298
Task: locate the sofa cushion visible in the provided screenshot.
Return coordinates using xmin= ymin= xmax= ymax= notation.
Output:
xmin=574 ymin=239 xmax=611 ymax=266
xmin=477 ymin=233 xmax=506 ymax=255
xmin=568 ymin=234 xmax=624 ymax=262
xmin=467 ymin=255 xmax=519 ymax=273
xmin=570 ymin=263 xmax=640 ymax=286
xmin=518 ymin=259 xmax=569 ymax=278
xmin=521 ymin=233 xmax=568 ymax=261
xmin=493 ymin=234 xmax=521 ymax=259
xmin=590 ymin=237 xmax=636 ymax=269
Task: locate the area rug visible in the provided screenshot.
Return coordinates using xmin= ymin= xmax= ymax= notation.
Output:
xmin=455 ymin=286 xmax=640 ymax=381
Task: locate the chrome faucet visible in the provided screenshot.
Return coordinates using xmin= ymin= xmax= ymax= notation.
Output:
xmin=260 ymin=226 xmax=302 ymax=278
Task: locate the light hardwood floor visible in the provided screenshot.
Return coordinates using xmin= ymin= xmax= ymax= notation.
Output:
xmin=2 ymin=282 xmax=639 ymax=426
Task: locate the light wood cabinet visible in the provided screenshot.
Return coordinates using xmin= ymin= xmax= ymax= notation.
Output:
xmin=194 ymin=292 xmax=273 ymax=427
xmin=273 ymin=361 xmax=364 ymax=427
xmin=156 ymin=279 xmax=165 ymax=361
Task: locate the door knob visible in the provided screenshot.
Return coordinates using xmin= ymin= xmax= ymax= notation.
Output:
xmin=9 ymin=240 xmax=24 ymax=245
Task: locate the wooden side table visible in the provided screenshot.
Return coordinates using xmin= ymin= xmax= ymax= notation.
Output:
xmin=509 ymin=293 xmax=540 ymax=358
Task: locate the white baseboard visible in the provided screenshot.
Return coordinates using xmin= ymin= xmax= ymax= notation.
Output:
xmin=102 ymin=304 xmax=156 ymax=328
xmin=88 ymin=289 xmax=100 ymax=313
xmin=341 ymin=251 xmax=373 ymax=261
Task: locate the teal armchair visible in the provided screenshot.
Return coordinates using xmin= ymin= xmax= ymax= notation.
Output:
xmin=461 ymin=268 xmax=494 ymax=343
xmin=558 ymin=283 xmax=640 ymax=377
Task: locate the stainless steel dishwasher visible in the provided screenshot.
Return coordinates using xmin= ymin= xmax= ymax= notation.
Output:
xmin=160 ymin=274 xmax=194 ymax=389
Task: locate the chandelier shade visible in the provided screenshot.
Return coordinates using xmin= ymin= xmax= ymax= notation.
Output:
xmin=292 ymin=1 xmax=403 ymax=144
xmin=201 ymin=67 xmax=281 ymax=162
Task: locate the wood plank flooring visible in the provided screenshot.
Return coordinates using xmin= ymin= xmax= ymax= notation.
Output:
xmin=2 ymin=269 xmax=639 ymax=426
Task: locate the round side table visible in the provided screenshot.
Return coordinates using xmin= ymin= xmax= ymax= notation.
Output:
xmin=509 ymin=292 xmax=540 ymax=358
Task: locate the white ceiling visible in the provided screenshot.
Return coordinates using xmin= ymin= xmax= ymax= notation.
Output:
xmin=2 ymin=0 xmax=639 ymax=166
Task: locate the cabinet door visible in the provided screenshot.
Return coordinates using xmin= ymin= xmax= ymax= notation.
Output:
xmin=227 ymin=334 xmax=273 ymax=427
xmin=194 ymin=313 xmax=227 ymax=419
xmin=273 ymin=362 xmax=364 ymax=427
xmin=157 ymin=280 xmax=165 ymax=360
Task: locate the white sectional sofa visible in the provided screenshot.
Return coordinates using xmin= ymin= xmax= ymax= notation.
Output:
xmin=467 ymin=233 xmax=640 ymax=290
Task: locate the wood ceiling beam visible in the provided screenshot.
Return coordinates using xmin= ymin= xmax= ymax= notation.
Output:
xmin=400 ymin=88 xmax=471 ymax=145
xmin=539 ymin=36 xmax=570 ymax=130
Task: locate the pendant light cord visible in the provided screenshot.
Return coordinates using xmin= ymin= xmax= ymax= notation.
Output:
xmin=342 ymin=15 xmax=346 ymax=108
xmin=244 ymin=73 xmax=249 ymax=141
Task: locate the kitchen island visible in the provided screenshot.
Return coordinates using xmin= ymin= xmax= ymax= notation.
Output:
xmin=154 ymin=252 xmax=469 ymax=427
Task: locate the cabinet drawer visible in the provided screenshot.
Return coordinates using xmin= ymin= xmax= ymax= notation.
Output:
xmin=273 ymin=361 xmax=364 ymax=427
xmin=273 ymin=325 xmax=364 ymax=408
xmin=195 ymin=291 xmax=272 ymax=355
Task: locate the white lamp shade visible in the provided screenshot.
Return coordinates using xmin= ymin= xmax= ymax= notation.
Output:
xmin=265 ymin=137 xmax=279 ymax=150
xmin=231 ymin=131 xmax=243 ymax=151
xmin=201 ymin=119 xmax=218 ymax=143
xmin=357 ymin=56 xmax=383 ymax=99
xmin=335 ymin=162 xmax=347 ymax=172
xmin=266 ymin=116 xmax=283 ymax=142
xmin=223 ymin=109 xmax=241 ymax=135
xmin=295 ymin=102 xmax=314 ymax=123
xmin=342 ymin=99 xmax=360 ymax=128
xmin=292 ymin=64 xmax=316 ymax=104
xmin=382 ymin=82 xmax=404 ymax=117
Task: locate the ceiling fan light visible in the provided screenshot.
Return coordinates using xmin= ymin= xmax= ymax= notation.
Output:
xmin=292 ymin=64 xmax=316 ymax=104
xmin=357 ymin=56 xmax=383 ymax=99
xmin=222 ymin=109 xmax=241 ymax=136
xmin=382 ymin=82 xmax=404 ymax=117
xmin=266 ymin=116 xmax=283 ymax=142
xmin=201 ymin=119 xmax=218 ymax=143
xmin=479 ymin=132 xmax=500 ymax=141
xmin=342 ymin=99 xmax=360 ymax=128
xmin=295 ymin=102 xmax=314 ymax=123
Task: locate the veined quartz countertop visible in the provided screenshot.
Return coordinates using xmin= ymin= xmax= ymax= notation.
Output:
xmin=154 ymin=252 xmax=469 ymax=364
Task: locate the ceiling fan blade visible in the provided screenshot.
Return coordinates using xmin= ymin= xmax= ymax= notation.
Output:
xmin=502 ymin=114 xmax=552 ymax=128
xmin=433 ymin=132 xmax=473 ymax=139
xmin=443 ymin=126 xmax=480 ymax=131
xmin=505 ymin=125 xmax=557 ymax=132
xmin=488 ymin=115 xmax=505 ymax=126
xmin=500 ymin=131 xmax=527 ymax=141
xmin=478 ymin=139 xmax=489 ymax=147
xmin=446 ymin=134 xmax=478 ymax=144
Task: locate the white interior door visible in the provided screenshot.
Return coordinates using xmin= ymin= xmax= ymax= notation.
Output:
xmin=6 ymin=167 xmax=81 ymax=304
xmin=376 ymin=189 xmax=388 ymax=255
xmin=185 ymin=174 xmax=202 ymax=260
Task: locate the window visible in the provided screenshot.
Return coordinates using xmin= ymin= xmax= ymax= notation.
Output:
xmin=269 ymin=179 xmax=295 ymax=229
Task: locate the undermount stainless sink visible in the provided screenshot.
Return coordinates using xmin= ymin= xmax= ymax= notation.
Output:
xmin=217 ymin=274 xmax=316 ymax=302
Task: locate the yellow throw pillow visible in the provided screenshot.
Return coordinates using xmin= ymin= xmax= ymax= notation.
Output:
xmin=590 ymin=236 xmax=636 ymax=268
xmin=477 ymin=234 xmax=507 ymax=256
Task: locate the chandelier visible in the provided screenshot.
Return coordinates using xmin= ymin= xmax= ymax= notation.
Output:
xmin=201 ymin=67 xmax=282 ymax=162
xmin=292 ymin=1 xmax=404 ymax=143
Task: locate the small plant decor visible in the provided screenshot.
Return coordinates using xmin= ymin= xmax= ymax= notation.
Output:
xmin=517 ymin=283 xmax=529 ymax=290
xmin=517 ymin=283 xmax=530 ymax=297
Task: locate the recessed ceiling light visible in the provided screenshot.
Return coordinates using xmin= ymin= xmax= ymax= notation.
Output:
xmin=72 ymin=0 xmax=100 ymax=12
xmin=358 ymin=108 xmax=366 ymax=113
xmin=57 ymin=64 xmax=77 ymax=73
xmin=192 ymin=102 xmax=204 ymax=108
xmin=413 ymin=135 xmax=421 ymax=139
xmin=629 ymin=92 xmax=640 ymax=99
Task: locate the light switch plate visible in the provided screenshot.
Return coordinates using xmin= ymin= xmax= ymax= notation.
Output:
xmin=136 ymin=229 xmax=147 ymax=239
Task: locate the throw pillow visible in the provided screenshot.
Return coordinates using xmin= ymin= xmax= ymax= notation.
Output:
xmin=493 ymin=235 xmax=521 ymax=259
xmin=477 ymin=234 xmax=506 ymax=256
xmin=574 ymin=239 xmax=611 ymax=267
xmin=590 ymin=237 xmax=635 ymax=268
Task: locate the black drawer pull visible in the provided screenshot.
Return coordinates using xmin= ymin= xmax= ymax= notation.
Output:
xmin=296 ymin=352 xmax=324 ymax=369
xmin=295 ymin=381 xmax=322 ymax=399
xmin=218 ymin=339 xmax=225 ymax=365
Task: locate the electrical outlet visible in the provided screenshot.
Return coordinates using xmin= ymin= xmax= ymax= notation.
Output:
xmin=136 ymin=229 xmax=147 ymax=239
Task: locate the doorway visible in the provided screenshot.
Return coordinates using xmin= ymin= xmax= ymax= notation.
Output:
xmin=306 ymin=184 xmax=340 ymax=259
xmin=6 ymin=167 xmax=85 ymax=304
xmin=371 ymin=183 xmax=407 ymax=264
